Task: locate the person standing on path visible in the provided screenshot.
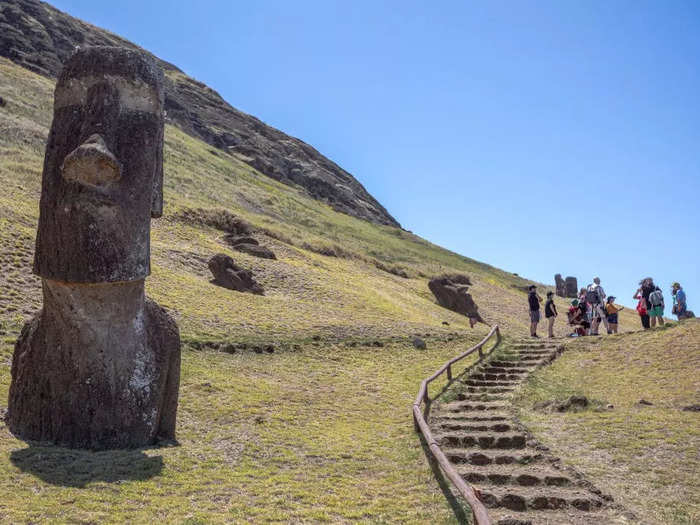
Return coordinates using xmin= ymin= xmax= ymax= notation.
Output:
xmin=528 ymin=285 xmax=542 ymax=338
xmin=586 ymin=277 xmax=608 ymax=335
xmin=605 ymin=296 xmax=624 ymax=334
xmin=672 ymin=282 xmax=689 ymax=320
xmin=646 ymin=280 xmax=665 ymax=327
xmin=634 ymin=285 xmax=650 ymax=329
xmin=545 ymin=291 xmax=558 ymax=338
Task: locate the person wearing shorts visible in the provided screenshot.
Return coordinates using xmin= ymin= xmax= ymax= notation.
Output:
xmin=544 ymin=291 xmax=557 ymax=338
xmin=528 ymin=285 xmax=542 ymax=338
xmin=605 ymin=296 xmax=624 ymax=334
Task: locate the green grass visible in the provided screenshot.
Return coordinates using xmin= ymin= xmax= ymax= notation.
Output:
xmin=514 ymin=320 xmax=700 ymax=524
xmin=0 ymin=336 xmax=483 ymax=523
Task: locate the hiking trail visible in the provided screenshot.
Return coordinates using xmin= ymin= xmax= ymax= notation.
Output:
xmin=428 ymin=338 xmax=632 ymax=524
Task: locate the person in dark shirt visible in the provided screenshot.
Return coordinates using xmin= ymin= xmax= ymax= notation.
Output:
xmin=639 ymin=277 xmax=664 ymax=328
xmin=544 ymin=291 xmax=558 ymax=338
xmin=528 ymin=285 xmax=542 ymax=338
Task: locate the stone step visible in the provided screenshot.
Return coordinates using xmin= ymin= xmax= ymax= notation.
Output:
xmin=470 ymin=372 xmax=526 ymax=382
xmin=466 ymin=380 xmax=521 ymax=387
xmin=456 ymin=393 xmax=508 ymax=402
xmin=443 ymin=400 xmax=509 ymax=412
xmin=434 ymin=420 xmax=513 ymax=433
xmin=481 ymin=367 xmax=530 ymax=375
xmin=520 ymin=354 xmax=551 ymax=362
xmin=489 ymin=360 xmax=538 ymax=368
xmin=457 ymin=465 xmax=573 ymax=487
xmin=438 ymin=431 xmax=527 ymax=449
xmin=433 ymin=413 xmax=510 ymax=423
xmin=444 ymin=447 xmax=545 ymax=466
xmin=492 ymin=508 xmax=621 ymax=525
xmin=466 ymin=386 xmax=514 ymax=394
xmin=477 ymin=486 xmax=604 ymax=512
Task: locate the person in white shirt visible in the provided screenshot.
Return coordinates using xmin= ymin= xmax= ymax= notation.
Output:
xmin=588 ymin=277 xmax=609 ymax=335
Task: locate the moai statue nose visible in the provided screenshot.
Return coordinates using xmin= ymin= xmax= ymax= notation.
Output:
xmin=61 ymin=133 xmax=121 ymax=186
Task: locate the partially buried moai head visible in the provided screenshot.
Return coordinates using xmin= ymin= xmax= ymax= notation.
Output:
xmin=34 ymin=46 xmax=164 ymax=283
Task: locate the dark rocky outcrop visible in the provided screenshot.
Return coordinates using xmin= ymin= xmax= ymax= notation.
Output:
xmin=412 ymin=337 xmax=426 ymax=350
xmin=0 ymin=0 xmax=399 ymax=227
xmin=7 ymin=47 xmax=180 ymax=450
xmin=222 ymin=234 xmax=277 ymax=259
xmin=208 ymin=253 xmax=264 ymax=295
xmin=428 ymin=274 xmax=486 ymax=326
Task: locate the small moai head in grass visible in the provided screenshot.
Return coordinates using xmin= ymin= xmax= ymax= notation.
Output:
xmin=33 ymin=46 xmax=165 ymax=283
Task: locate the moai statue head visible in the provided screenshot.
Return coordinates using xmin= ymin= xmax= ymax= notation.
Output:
xmin=34 ymin=46 xmax=165 ymax=283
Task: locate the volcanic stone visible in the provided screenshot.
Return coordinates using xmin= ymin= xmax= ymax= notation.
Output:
xmin=7 ymin=46 xmax=180 ymax=450
xmin=428 ymin=274 xmax=486 ymax=326
xmin=208 ymin=253 xmax=264 ymax=294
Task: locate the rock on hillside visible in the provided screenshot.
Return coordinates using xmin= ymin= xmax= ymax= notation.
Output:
xmin=0 ymin=0 xmax=399 ymax=227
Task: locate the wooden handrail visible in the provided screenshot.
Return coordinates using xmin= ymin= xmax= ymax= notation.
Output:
xmin=413 ymin=324 xmax=501 ymax=525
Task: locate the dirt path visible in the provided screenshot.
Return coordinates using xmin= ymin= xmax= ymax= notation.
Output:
xmin=428 ymin=339 xmax=633 ymax=524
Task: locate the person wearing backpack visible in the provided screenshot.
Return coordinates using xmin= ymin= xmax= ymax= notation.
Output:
xmin=544 ymin=291 xmax=557 ymax=338
xmin=647 ymin=282 xmax=665 ymax=327
xmin=528 ymin=285 xmax=542 ymax=338
xmin=586 ymin=277 xmax=608 ymax=335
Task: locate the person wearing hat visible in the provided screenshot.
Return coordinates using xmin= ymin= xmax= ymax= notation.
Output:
xmin=544 ymin=291 xmax=558 ymax=338
xmin=672 ymin=282 xmax=689 ymax=320
xmin=605 ymin=296 xmax=624 ymax=334
xmin=528 ymin=285 xmax=542 ymax=338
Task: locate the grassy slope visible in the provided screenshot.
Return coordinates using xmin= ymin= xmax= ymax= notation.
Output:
xmin=0 ymin=337 xmax=487 ymax=523
xmin=0 ymin=56 xmax=692 ymax=523
xmin=514 ymin=320 xmax=700 ymax=524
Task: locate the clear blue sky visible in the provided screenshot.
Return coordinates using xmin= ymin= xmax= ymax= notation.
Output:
xmin=53 ymin=0 xmax=699 ymax=310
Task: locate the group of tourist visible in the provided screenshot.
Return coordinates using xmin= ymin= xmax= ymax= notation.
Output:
xmin=527 ymin=277 xmax=691 ymax=338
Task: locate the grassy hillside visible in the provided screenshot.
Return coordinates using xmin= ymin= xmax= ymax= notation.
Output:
xmin=1 ymin=55 xmax=631 ymax=343
xmin=514 ymin=320 xmax=700 ymax=524
xmin=0 ymin=55 xmax=692 ymax=524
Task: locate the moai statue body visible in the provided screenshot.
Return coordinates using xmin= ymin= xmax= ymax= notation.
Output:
xmin=564 ymin=276 xmax=578 ymax=298
xmin=7 ymin=47 xmax=180 ymax=450
xmin=554 ymin=274 xmax=566 ymax=298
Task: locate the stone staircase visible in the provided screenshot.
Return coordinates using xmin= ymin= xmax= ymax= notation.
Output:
xmin=429 ymin=340 xmax=629 ymax=524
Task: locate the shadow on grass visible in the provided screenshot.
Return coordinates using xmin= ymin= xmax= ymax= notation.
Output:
xmin=416 ymin=429 xmax=472 ymax=525
xmin=10 ymin=445 xmax=164 ymax=487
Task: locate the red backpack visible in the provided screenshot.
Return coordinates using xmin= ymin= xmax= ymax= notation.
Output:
xmin=636 ymin=298 xmax=647 ymax=316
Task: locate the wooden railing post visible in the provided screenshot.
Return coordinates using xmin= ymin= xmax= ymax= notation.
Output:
xmin=446 ymin=364 xmax=452 ymax=381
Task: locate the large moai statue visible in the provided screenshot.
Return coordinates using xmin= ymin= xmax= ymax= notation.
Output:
xmin=7 ymin=47 xmax=181 ymax=450
xmin=554 ymin=274 xmax=578 ymax=298
xmin=554 ymin=274 xmax=566 ymax=298
xmin=564 ymin=277 xmax=579 ymax=298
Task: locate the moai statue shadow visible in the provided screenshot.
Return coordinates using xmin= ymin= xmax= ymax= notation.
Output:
xmin=7 ymin=47 xmax=181 ymax=450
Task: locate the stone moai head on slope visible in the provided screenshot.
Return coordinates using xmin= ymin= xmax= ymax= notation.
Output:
xmin=33 ymin=46 xmax=164 ymax=283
